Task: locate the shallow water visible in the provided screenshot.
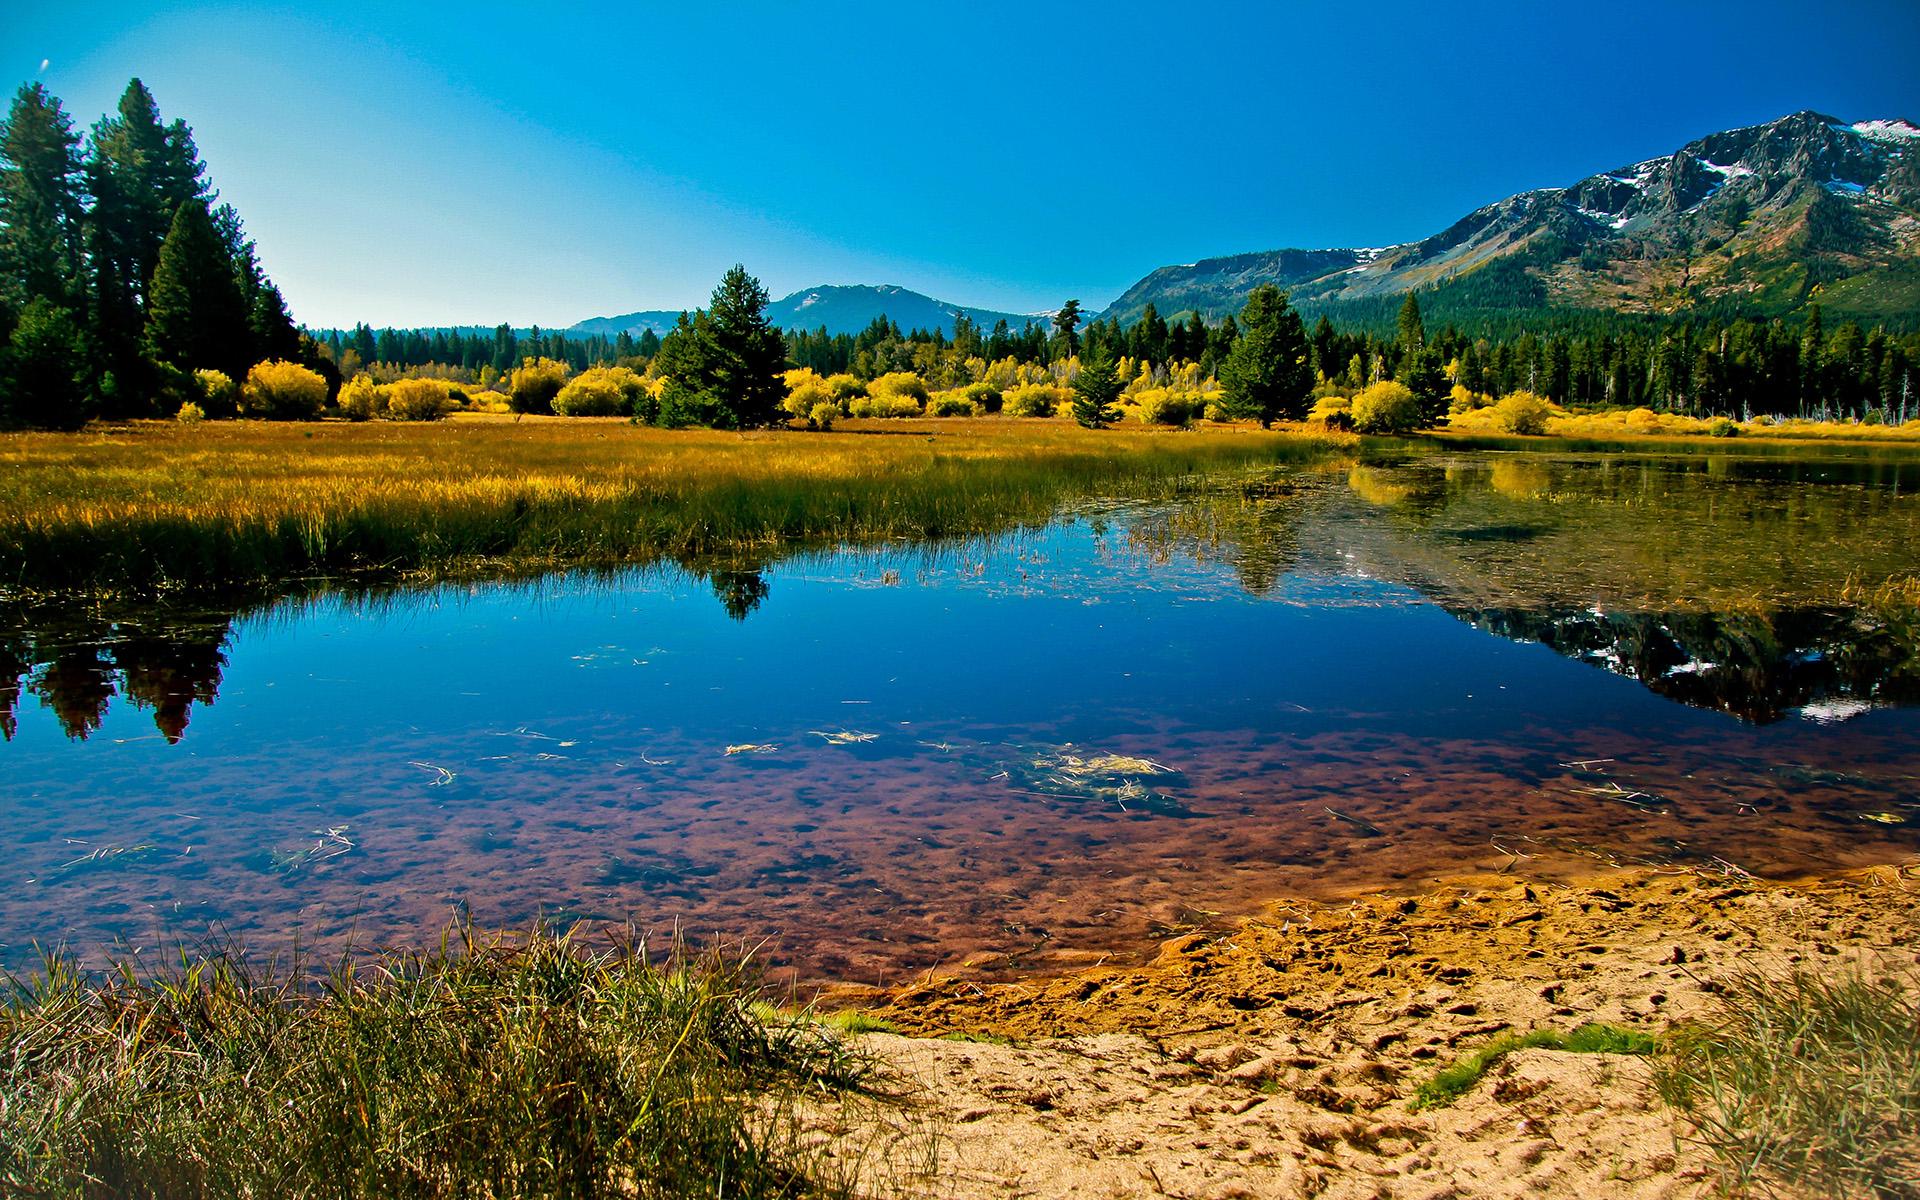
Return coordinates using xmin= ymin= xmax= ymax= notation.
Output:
xmin=4 ymin=447 xmax=1917 ymax=981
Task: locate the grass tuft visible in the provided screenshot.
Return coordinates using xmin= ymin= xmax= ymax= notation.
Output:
xmin=0 ymin=923 xmax=931 ymax=1198
xmin=1652 ymin=964 xmax=1920 ymax=1200
xmin=1412 ymin=1022 xmax=1658 ymax=1109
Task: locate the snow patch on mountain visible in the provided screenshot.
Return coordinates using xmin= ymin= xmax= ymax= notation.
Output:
xmin=1851 ymin=119 xmax=1920 ymax=143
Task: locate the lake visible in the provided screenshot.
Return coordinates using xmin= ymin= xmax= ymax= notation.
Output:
xmin=4 ymin=444 xmax=1917 ymax=983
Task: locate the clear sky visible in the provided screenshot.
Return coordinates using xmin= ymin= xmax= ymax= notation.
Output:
xmin=7 ymin=1 xmax=1919 ymax=328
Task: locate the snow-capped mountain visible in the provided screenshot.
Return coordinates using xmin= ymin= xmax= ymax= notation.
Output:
xmin=1102 ymin=111 xmax=1920 ymax=325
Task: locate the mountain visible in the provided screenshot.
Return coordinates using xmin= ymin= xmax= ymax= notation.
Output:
xmin=1102 ymin=111 xmax=1920 ymax=328
xmin=569 ymin=284 xmax=1045 ymax=340
xmin=565 ymin=310 xmax=684 ymax=339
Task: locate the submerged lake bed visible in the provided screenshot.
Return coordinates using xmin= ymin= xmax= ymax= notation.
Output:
xmin=5 ymin=442 xmax=1918 ymax=983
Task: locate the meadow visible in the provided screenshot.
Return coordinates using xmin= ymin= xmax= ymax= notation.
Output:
xmin=0 ymin=415 xmax=1351 ymax=594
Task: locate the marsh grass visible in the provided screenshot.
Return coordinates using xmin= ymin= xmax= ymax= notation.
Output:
xmin=1652 ymin=965 xmax=1920 ymax=1199
xmin=0 ymin=417 xmax=1349 ymax=594
xmin=0 ymin=924 xmax=932 ymax=1199
xmin=1411 ymin=1022 xmax=1658 ymax=1109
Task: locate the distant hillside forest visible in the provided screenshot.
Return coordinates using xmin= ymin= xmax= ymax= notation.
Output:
xmin=2 ymin=80 xmax=1916 ymax=431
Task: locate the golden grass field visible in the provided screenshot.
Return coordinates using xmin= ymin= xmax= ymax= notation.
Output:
xmin=0 ymin=414 xmax=1351 ymax=592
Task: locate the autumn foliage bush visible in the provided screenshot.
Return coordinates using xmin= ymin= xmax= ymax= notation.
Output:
xmin=508 ymin=358 xmax=570 ymax=415
xmin=554 ymin=366 xmax=648 ymax=417
xmin=239 ymin=360 xmax=327 ymax=420
xmin=385 ymin=378 xmax=454 ymax=421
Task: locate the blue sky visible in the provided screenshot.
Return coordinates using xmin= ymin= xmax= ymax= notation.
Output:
xmin=8 ymin=1 xmax=1919 ymax=327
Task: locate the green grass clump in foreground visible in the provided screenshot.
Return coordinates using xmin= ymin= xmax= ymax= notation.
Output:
xmin=0 ymin=926 xmax=929 ymax=1199
xmin=1653 ymin=965 xmax=1920 ymax=1200
xmin=0 ymin=416 xmax=1351 ymax=594
xmin=1412 ymin=1022 xmax=1658 ymax=1109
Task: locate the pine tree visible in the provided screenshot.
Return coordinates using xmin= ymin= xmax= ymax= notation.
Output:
xmin=703 ymin=264 xmax=787 ymax=429
xmin=1396 ymin=292 xmax=1425 ymax=352
xmin=1398 ymin=348 xmax=1448 ymax=425
xmin=143 ymin=200 xmax=249 ymax=381
xmin=1051 ymin=299 xmax=1082 ymax=360
xmin=1800 ymin=303 xmax=1825 ymax=413
xmin=1218 ymin=286 xmax=1311 ymax=427
xmin=84 ymin=80 xmax=212 ymax=410
xmin=1071 ymin=347 xmax=1122 ymax=428
xmin=0 ymin=83 xmax=86 ymax=311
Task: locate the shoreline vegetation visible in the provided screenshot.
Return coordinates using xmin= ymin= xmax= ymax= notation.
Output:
xmin=1 ymin=924 xmax=932 ymax=1198
xmin=0 ymin=418 xmax=1354 ymax=596
xmin=4 ymin=866 xmax=1914 ymax=1197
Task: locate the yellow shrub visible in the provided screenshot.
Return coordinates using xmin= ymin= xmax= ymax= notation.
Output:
xmin=925 ymin=390 xmax=979 ymax=417
xmin=1005 ymin=384 xmax=1067 ymax=418
xmin=1452 ymin=390 xmax=1553 ymax=435
xmin=240 ymin=360 xmax=327 ymax=420
xmin=824 ymin=373 xmax=866 ymax=402
xmin=848 ymin=391 xmax=923 ymax=418
xmin=1351 ymin=381 xmax=1420 ymax=433
xmin=555 ymin=366 xmax=646 ymax=417
xmin=508 ymin=357 xmax=570 ymax=414
xmin=1132 ymin=388 xmax=1199 ymax=427
xmin=386 ymin=378 xmax=454 ymax=421
xmin=1449 ymin=383 xmax=1492 ymax=414
xmin=784 ymin=379 xmax=835 ymax=419
xmin=174 ymin=400 xmax=205 ymax=423
xmin=868 ymin=372 xmax=930 ymax=409
xmin=338 ymin=374 xmax=384 ymax=422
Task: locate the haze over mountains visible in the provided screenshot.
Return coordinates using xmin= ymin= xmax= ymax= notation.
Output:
xmin=564 ymin=110 xmax=1919 ymax=339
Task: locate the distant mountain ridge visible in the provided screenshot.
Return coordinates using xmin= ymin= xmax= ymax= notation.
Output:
xmin=1101 ymin=111 xmax=1920 ymax=327
xmin=570 ymin=284 xmax=1045 ymax=340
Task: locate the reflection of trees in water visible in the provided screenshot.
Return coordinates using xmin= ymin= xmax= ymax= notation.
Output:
xmin=1 ymin=607 xmax=234 ymax=743
xmin=1 ymin=557 xmax=780 ymax=742
xmin=0 ymin=632 xmax=27 ymax=741
xmin=1122 ymin=488 xmax=1303 ymax=597
xmin=708 ymin=569 xmax=770 ymax=621
xmin=1461 ymin=607 xmax=1920 ymax=723
xmin=118 ymin=628 xmax=232 ymax=742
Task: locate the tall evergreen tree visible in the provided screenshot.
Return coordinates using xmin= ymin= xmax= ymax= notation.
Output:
xmin=1071 ymin=348 xmax=1122 ymax=428
xmin=703 ymin=264 xmax=787 ymax=428
xmin=143 ymin=200 xmax=249 ymax=381
xmin=1051 ymin=298 xmax=1082 ymax=360
xmin=84 ymin=79 xmax=211 ymax=410
xmin=1219 ymin=286 xmax=1311 ymax=427
xmin=0 ymin=83 xmax=86 ymax=312
xmin=1396 ymin=291 xmax=1425 ymax=352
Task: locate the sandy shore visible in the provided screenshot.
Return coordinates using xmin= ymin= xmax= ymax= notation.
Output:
xmin=829 ymin=863 xmax=1918 ymax=1198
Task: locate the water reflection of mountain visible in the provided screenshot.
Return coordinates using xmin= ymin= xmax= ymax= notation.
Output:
xmin=1459 ymin=606 xmax=1920 ymax=724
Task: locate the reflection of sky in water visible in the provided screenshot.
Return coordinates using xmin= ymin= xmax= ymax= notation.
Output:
xmin=3 ymin=453 xmax=1918 ymax=979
